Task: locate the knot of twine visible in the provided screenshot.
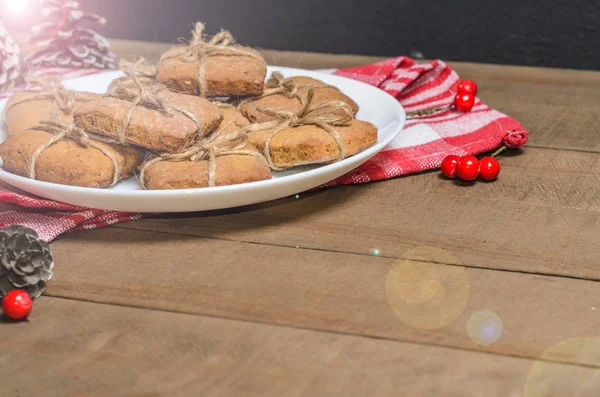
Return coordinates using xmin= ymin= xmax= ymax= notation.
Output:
xmin=264 ymin=72 xmax=338 ymax=101
xmin=246 ymin=89 xmax=354 ymax=171
xmin=110 ymin=59 xmax=157 ymax=91
xmin=159 ymin=22 xmax=265 ymax=97
xmin=118 ymin=59 xmax=157 ymax=79
xmin=5 ymin=76 xmax=94 ymax=120
xmin=26 ymin=120 xmax=121 ymax=186
xmin=104 ymin=58 xmax=204 ymax=145
xmin=239 ymin=72 xmax=338 ymax=109
xmin=139 ymin=122 xmax=263 ymax=189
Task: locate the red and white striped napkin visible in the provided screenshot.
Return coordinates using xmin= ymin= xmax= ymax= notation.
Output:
xmin=0 ymin=57 xmax=527 ymax=241
xmin=324 ymin=56 xmax=526 ymax=186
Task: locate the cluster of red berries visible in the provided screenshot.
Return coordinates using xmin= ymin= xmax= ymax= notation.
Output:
xmin=441 ymin=154 xmax=501 ymax=182
xmin=454 ymin=79 xmax=478 ymax=112
xmin=2 ymin=289 xmax=32 ymax=320
xmin=445 ymin=78 xmax=506 ymax=182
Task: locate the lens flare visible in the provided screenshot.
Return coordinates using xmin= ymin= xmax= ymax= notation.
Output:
xmin=525 ymin=338 xmax=600 ymax=397
xmin=4 ymin=0 xmax=31 ymax=15
xmin=385 ymin=246 xmax=470 ymax=330
xmin=466 ymin=309 xmax=503 ymax=346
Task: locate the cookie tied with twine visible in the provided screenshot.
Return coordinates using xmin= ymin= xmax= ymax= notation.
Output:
xmin=246 ymin=89 xmax=354 ymax=171
xmin=4 ymin=76 xmax=99 ymax=136
xmin=26 ymin=120 xmax=122 ymax=186
xmin=104 ymin=58 xmax=207 ymax=145
xmin=156 ymin=22 xmax=267 ymax=97
xmin=239 ymin=72 xmax=360 ymax=123
xmin=139 ymin=122 xmax=270 ymax=190
xmin=108 ymin=58 xmax=157 ymax=93
xmin=74 ymin=62 xmax=222 ymax=152
xmin=257 ymin=72 xmax=337 ymax=102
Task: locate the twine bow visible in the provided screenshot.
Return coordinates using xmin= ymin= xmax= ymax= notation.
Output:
xmin=159 ymin=22 xmax=265 ymax=97
xmin=246 ymin=89 xmax=354 ymax=171
xmin=5 ymin=76 xmax=94 ymax=120
xmin=104 ymin=58 xmax=204 ymax=145
xmin=237 ymin=72 xmax=341 ymax=120
xmin=139 ymin=122 xmax=263 ymax=189
xmin=26 ymin=120 xmax=121 ymax=186
xmin=262 ymin=72 xmax=338 ymax=102
xmin=109 ymin=59 xmax=157 ymax=92
xmin=118 ymin=59 xmax=157 ymax=79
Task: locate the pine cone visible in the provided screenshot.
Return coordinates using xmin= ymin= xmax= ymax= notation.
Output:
xmin=27 ymin=0 xmax=116 ymax=70
xmin=0 ymin=21 xmax=21 ymax=93
xmin=0 ymin=226 xmax=54 ymax=299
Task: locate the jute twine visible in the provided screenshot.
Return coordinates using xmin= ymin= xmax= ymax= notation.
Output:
xmin=245 ymin=89 xmax=354 ymax=171
xmin=109 ymin=59 xmax=157 ymax=91
xmin=247 ymin=71 xmax=338 ymax=103
xmin=118 ymin=58 xmax=157 ymax=79
xmin=159 ymin=22 xmax=265 ymax=97
xmin=104 ymin=59 xmax=205 ymax=145
xmin=26 ymin=120 xmax=122 ymax=186
xmin=139 ymin=121 xmax=264 ymax=189
xmin=4 ymin=76 xmax=94 ymax=120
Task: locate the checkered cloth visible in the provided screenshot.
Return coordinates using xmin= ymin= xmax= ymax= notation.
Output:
xmin=324 ymin=56 xmax=526 ymax=186
xmin=0 ymin=58 xmax=527 ymax=241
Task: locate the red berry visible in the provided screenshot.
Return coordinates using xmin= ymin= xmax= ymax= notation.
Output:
xmin=457 ymin=79 xmax=478 ymax=95
xmin=457 ymin=155 xmax=480 ymax=181
xmin=454 ymin=93 xmax=475 ymax=112
xmin=479 ymin=157 xmax=501 ymax=181
xmin=440 ymin=155 xmax=461 ymax=178
xmin=2 ymin=290 xmax=32 ymax=320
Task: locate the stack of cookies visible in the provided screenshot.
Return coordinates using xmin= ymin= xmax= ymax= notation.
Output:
xmin=0 ymin=22 xmax=378 ymax=190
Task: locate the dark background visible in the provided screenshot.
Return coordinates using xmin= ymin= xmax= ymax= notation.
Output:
xmin=3 ymin=0 xmax=600 ymax=70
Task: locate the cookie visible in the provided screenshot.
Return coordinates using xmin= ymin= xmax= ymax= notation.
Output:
xmin=0 ymin=127 xmax=145 ymax=188
xmin=212 ymin=103 xmax=250 ymax=134
xmin=248 ymin=119 xmax=378 ymax=169
xmin=141 ymin=143 xmax=271 ymax=190
xmin=73 ymin=85 xmax=222 ymax=153
xmin=240 ymin=74 xmax=359 ymax=123
xmin=5 ymin=90 xmax=100 ymax=136
xmin=107 ymin=75 xmax=155 ymax=93
xmin=156 ymin=23 xmax=266 ymax=98
xmin=108 ymin=59 xmax=157 ymax=93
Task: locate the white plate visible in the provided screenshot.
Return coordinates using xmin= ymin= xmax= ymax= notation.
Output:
xmin=0 ymin=66 xmax=405 ymax=212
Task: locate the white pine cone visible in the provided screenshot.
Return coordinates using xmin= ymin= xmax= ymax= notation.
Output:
xmin=0 ymin=226 xmax=54 ymax=299
xmin=28 ymin=0 xmax=116 ymax=70
xmin=0 ymin=21 xmax=21 ymax=93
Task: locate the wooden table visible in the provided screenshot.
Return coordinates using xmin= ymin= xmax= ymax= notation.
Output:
xmin=2 ymin=41 xmax=600 ymax=396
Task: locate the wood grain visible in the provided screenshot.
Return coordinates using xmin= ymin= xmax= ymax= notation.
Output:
xmin=114 ymin=147 xmax=600 ymax=280
xmin=47 ymin=227 xmax=600 ymax=366
xmin=2 ymin=297 xmax=598 ymax=397
xmin=450 ymin=63 xmax=600 ymax=152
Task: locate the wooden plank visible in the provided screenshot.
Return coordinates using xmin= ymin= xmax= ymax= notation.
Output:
xmin=117 ymin=147 xmax=600 ymax=281
xmin=1 ymin=297 xmax=598 ymax=397
xmin=449 ymin=63 xmax=600 ymax=152
xmin=47 ymin=227 xmax=600 ymax=366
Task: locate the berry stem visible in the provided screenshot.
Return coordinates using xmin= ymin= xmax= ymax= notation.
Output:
xmin=406 ymin=105 xmax=452 ymax=117
xmin=490 ymin=146 xmax=507 ymax=158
